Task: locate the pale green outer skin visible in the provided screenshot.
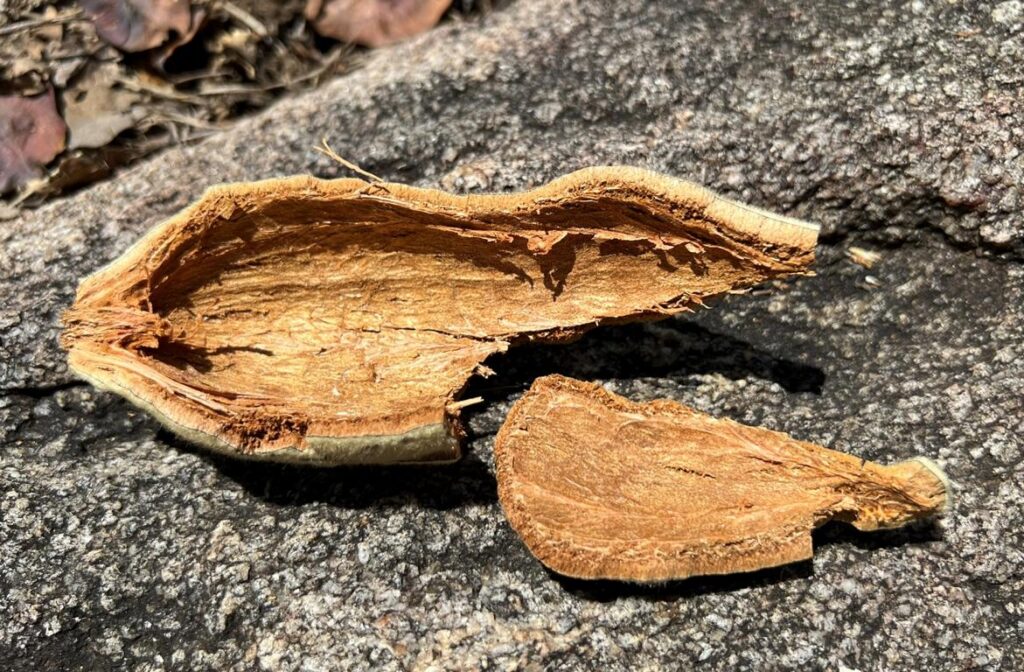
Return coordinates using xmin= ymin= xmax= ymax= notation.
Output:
xmin=70 ymin=363 xmax=459 ymax=466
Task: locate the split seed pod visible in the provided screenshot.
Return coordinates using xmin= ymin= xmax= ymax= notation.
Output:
xmin=495 ymin=375 xmax=949 ymax=582
xmin=61 ymin=167 xmax=818 ymax=464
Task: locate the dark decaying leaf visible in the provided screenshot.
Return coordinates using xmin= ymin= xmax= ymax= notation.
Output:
xmin=0 ymin=88 xmax=67 ymax=194
xmin=79 ymin=0 xmax=194 ymax=52
xmin=305 ymin=0 xmax=452 ymax=47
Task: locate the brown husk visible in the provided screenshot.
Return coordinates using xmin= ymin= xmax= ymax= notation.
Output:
xmin=61 ymin=166 xmax=818 ymax=464
xmin=495 ymin=375 xmax=949 ymax=582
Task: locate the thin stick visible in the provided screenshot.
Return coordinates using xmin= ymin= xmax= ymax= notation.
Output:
xmin=218 ymin=0 xmax=269 ymax=37
xmin=197 ymin=47 xmax=346 ymax=96
xmin=113 ymin=75 xmax=205 ymax=104
xmin=314 ymin=138 xmax=384 ymax=183
xmin=446 ymin=396 xmax=485 ymax=411
xmin=0 ymin=9 xmax=84 ymax=37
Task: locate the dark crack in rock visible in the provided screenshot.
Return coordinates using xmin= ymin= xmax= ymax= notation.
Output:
xmin=1 ymin=0 xmax=1022 ymax=670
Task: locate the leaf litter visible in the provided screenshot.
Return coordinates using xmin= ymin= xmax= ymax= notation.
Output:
xmin=0 ymin=0 xmax=495 ymax=210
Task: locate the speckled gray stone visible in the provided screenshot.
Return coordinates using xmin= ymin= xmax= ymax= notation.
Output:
xmin=1 ymin=1 xmax=1022 ymax=670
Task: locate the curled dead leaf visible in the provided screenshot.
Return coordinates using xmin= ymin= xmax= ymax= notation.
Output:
xmin=61 ymin=167 xmax=818 ymax=464
xmin=151 ymin=6 xmax=208 ymax=70
xmin=495 ymin=375 xmax=949 ymax=582
xmin=79 ymin=0 xmax=193 ymax=52
xmin=305 ymin=0 xmax=452 ymax=47
xmin=0 ymin=88 xmax=67 ymax=194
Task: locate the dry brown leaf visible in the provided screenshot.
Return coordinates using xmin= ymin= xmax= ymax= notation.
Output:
xmin=61 ymin=167 xmax=818 ymax=464
xmin=305 ymin=0 xmax=452 ymax=47
xmin=0 ymin=88 xmax=67 ymax=194
xmin=495 ymin=375 xmax=949 ymax=582
xmin=80 ymin=0 xmax=193 ymax=52
xmin=62 ymin=64 xmax=142 ymax=149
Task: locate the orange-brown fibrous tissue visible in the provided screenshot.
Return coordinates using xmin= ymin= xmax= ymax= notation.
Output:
xmin=61 ymin=167 xmax=818 ymax=465
xmin=495 ymin=375 xmax=949 ymax=582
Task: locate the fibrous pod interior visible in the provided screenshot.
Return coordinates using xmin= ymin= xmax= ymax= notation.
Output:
xmin=496 ymin=375 xmax=949 ymax=582
xmin=62 ymin=166 xmax=818 ymax=464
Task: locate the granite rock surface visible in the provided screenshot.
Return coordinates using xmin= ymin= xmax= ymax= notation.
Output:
xmin=1 ymin=0 xmax=1022 ymax=670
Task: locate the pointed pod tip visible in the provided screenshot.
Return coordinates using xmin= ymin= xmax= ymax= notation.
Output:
xmin=900 ymin=455 xmax=953 ymax=514
xmin=908 ymin=456 xmax=952 ymax=513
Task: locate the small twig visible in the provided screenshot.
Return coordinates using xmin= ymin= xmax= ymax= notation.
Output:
xmin=142 ymin=111 xmax=230 ymax=131
xmin=113 ymin=74 xmax=206 ymax=104
xmin=172 ymin=129 xmax=219 ymax=146
xmin=846 ymin=246 xmax=882 ymax=269
xmin=168 ymin=70 xmax=233 ymax=86
xmin=218 ymin=0 xmax=269 ymax=37
xmin=0 ymin=8 xmax=84 ymax=37
xmin=9 ymin=178 xmax=48 ymax=206
xmin=315 ymin=138 xmax=384 ymax=183
xmin=197 ymin=47 xmax=345 ymax=96
xmin=447 ymin=396 xmax=485 ymax=411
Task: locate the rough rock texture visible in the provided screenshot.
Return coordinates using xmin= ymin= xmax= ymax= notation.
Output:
xmin=1 ymin=0 xmax=1021 ymax=670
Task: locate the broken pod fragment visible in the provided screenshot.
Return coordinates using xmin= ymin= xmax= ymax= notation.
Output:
xmin=495 ymin=375 xmax=949 ymax=582
xmin=61 ymin=167 xmax=817 ymax=464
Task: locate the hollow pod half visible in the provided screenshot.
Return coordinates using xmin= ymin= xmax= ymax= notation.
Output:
xmin=62 ymin=167 xmax=818 ymax=464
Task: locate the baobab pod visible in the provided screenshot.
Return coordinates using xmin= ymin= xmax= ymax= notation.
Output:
xmin=61 ymin=166 xmax=818 ymax=464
